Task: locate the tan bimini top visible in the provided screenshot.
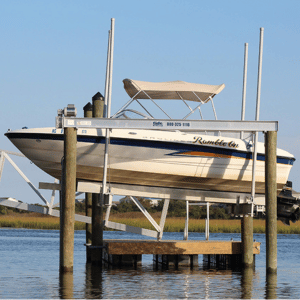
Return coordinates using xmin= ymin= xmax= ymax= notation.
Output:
xmin=123 ymin=78 xmax=225 ymax=103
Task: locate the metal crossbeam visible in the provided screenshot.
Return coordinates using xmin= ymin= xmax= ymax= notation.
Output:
xmin=129 ymin=196 xmax=161 ymax=232
xmin=0 ymin=197 xmax=90 ymax=223
xmin=1 ymin=151 xmax=50 ymax=207
xmin=105 ymin=221 xmax=158 ymax=238
xmin=102 ymin=194 xmax=169 ymax=240
xmin=59 ymin=117 xmax=278 ymax=132
xmin=74 ymin=180 xmax=265 ymax=205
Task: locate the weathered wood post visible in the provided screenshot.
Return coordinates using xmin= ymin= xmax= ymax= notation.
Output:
xmin=91 ymin=92 xmax=105 ymax=265
xmin=93 ymin=92 xmax=104 ymax=118
xmin=241 ymin=214 xmax=253 ymax=268
xmin=265 ymin=131 xmax=277 ymax=274
xmin=59 ymin=271 xmax=74 ymax=299
xmin=266 ymin=272 xmax=277 ymax=299
xmin=60 ymin=126 xmax=77 ymax=272
xmin=83 ymin=102 xmax=93 ymax=262
xmin=241 ymin=265 xmax=253 ymax=299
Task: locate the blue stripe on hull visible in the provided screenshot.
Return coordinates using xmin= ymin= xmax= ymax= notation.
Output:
xmin=6 ymin=132 xmax=295 ymax=166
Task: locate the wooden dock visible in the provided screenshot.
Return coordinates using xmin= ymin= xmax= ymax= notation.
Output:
xmin=103 ymin=240 xmax=260 ymax=255
xmin=102 ymin=240 xmax=260 ymax=268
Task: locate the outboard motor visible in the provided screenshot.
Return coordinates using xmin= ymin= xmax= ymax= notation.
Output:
xmin=277 ymin=181 xmax=300 ymax=225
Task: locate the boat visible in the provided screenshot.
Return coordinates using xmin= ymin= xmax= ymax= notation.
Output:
xmin=5 ymin=78 xmax=295 ymax=196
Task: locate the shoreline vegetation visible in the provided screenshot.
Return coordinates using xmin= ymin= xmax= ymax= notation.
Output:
xmin=0 ymin=212 xmax=299 ymax=234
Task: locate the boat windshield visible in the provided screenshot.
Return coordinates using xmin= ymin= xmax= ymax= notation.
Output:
xmin=114 ymin=109 xmax=153 ymax=119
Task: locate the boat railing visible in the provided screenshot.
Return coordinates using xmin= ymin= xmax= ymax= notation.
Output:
xmin=114 ymin=109 xmax=153 ymax=120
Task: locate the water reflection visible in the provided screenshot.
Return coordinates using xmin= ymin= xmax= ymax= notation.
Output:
xmin=56 ymin=257 xmax=270 ymax=299
xmin=59 ymin=271 xmax=73 ymax=299
xmin=81 ymin=262 xmax=248 ymax=299
xmin=85 ymin=264 xmax=103 ymax=299
xmin=266 ymin=272 xmax=277 ymax=299
xmin=241 ymin=267 xmax=253 ymax=299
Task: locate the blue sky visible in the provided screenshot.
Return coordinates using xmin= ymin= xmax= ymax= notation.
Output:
xmin=0 ymin=0 xmax=300 ymax=204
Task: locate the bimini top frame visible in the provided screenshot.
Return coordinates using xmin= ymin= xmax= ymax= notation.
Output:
xmin=112 ymin=78 xmax=225 ymax=120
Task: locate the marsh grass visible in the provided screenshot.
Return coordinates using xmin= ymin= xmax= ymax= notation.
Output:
xmin=1 ymin=214 xmax=299 ymax=234
xmin=0 ymin=215 xmax=85 ymax=230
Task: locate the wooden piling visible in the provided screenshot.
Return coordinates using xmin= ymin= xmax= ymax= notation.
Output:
xmin=83 ymin=102 xmax=93 ymax=262
xmin=59 ymin=271 xmax=74 ymax=299
xmin=91 ymin=193 xmax=104 ymax=264
xmin=92 ymin=92 xmax=104 ymax=118
xmin=91 ymin=92 xmax=105 ymax=265
xmin=241 ymin=215 xmax=253 ymax=268
xmin=241 ymin=266 xmax=253 ymax=299
xmin=266 ymin=272 xmax=277 ymax=299
xmin=265 ymin=131 xmax=277 ymax=274
xmin=85 ymin=192 xmax=92 ymax=262
xmin=60 ymin=127 xmax=77 ymax=272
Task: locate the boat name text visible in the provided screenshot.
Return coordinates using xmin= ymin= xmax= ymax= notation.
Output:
xmin=193 ymin=137 xmax=239 ymax=148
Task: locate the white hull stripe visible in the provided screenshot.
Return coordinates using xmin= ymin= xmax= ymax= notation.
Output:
xmin=6 ymin=132 xmax=295 ymax=166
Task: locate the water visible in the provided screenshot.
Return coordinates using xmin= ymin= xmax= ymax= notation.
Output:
xmin=0 ymin=229 xmax=299 ymax=299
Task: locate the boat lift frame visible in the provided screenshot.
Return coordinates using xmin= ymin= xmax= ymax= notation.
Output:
xmin=0 ymin=112 xmax=275 ymax=241
xmin=1 ymin=24 xmax=271 ymax=242
xmin=0 ymin=149 xmax=90 ymax=223
xmin=53 ymin=116 xmax=277 ymax=240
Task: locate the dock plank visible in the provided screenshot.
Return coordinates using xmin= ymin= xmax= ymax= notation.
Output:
xmin=103 ymin=240 xmax=260 ymax=255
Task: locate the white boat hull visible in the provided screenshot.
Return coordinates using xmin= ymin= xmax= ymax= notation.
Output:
xmin=5 ymin=127 xmax=295 ymax=194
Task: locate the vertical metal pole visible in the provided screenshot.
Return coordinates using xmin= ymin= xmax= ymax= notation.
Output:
xmin=205 ymin=202 xmax=210 ymax=241
xmin=107 ymin=18 xmax=115 ymax=118
xmin=102 ymin=18 xmax=115 ymax=198
xmin=251 ymin=134 xmax=258 ymax=215
xmin=265 ymin=131 xmax=277 ymax=274
xmin=241 ymin=30 xmax=264 ymax=272
xmin=60 ymin=127 xmax=77 ymax=272
xmin=184 ymin=201 xmax=189 ymax=240
xmin=83 ymin=102 xmax=93 ymax=262
xmin=104 ymin=194 xmax=113 ymax=225
xmin=91 ymin=93 xmax=104 ymax=265
xmin=0 ymin=150 xmax=5 ymax=182
xmin=240 ymin=42 xmax=248 ymax=139
xmin=255 ymin=28 xmax=264 ymax=122
xmin=251 ymin=27 xmax=264 ymax=215
xmin=104 ymin=30 xmax=111 ymax=118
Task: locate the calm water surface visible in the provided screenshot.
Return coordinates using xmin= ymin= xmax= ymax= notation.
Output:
xmin=0 ymin=228 xmax=299 ymax=299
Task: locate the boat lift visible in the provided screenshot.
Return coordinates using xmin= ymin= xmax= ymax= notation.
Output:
xmin=0 ymin=134 xmax=268 ymax=241
xmin=0 ymin=149 xmax=89 ymax=223
xmin=54 ymin=114 xmax=274 ymax=240
xmin=0 ymin=25 xmax=273 ymax=241
xmin=1 ymin=23 xmax=271 ymax=240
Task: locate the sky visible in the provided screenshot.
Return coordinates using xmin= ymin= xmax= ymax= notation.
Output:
xmin=0 ymin=0 xmax=300 ymax=205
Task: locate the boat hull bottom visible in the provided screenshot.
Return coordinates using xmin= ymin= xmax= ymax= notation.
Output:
xmin=43 ymin=163 xmax=282 ymax=194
